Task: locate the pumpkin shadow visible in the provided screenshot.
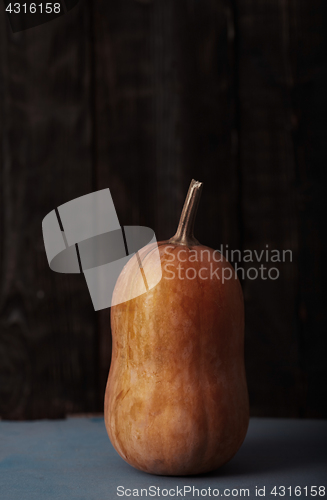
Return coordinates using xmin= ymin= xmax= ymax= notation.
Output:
xmin=194 ymin=420 xmax=327 ymax=479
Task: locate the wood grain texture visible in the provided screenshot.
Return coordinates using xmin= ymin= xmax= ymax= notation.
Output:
xmin=287 ymin=0 xmax=327 ymax=417
xmin=175 ymin=0 xmax=241 ymax=251
xmin=236 ymin=0 xmax=301 ymax=416
xmin=237 ymin=0 xmax=327 ymax=417
xmin=0 ymin=3 xmax=97 ymax=419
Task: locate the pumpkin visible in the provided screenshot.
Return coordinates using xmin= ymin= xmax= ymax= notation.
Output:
xmin=104 ymin=180 xmax=249 ymax=475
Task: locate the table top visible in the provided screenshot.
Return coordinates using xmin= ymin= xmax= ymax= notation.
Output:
xmin=0 ymin=417 xmax=326 ymax=499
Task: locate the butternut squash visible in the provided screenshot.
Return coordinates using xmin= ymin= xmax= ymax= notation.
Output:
xmin=105 ymin=180 xmax=249 ymax=475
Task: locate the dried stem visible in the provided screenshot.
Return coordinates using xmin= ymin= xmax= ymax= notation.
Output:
xmin=168 ymin=179 xmax=203 ymax=247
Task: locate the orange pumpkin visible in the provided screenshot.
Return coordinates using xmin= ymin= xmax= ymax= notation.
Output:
xmin=105 ymin=180 xmax=249 ymax=475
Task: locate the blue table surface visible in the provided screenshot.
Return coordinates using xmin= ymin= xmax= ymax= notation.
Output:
xmin=0 ymin=417 xmax=326 ymax=500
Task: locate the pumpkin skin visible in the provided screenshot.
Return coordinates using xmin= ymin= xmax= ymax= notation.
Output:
xmin=104 ymin=240 xmax=249 ymax=476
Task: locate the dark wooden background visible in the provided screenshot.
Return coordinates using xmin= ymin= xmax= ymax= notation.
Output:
xmin=0 ymin=0 xmax=326 ymax=420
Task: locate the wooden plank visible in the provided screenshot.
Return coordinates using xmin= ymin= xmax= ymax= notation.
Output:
xmin=287 ymin=0 xmax=327 ymax=417
xmin=237 ymin=0 xmax=327 ymax=417
xmin=0 ymin=4 xmax=97 ymax=419
xmin=93 ymin=0 xmax=238 ymax=399
xmin=237 ymin=0 xmax=302 ymax=417
xmin=175 ymin=0 xmax=241 ymax=251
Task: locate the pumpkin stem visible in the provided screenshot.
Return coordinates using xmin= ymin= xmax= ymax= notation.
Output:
xmin=168 ymin=179 xmax=203 ymax=247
